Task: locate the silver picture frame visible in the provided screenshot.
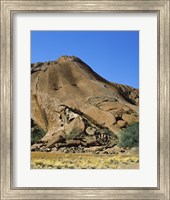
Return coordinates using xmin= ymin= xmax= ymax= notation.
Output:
xmin=0 ymin=0 xmax=169 ymax=199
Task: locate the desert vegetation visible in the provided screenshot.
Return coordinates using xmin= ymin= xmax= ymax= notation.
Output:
xmin=31 ymin=121 xmax=46 ymax=145
xmin=118 ymin=122 xmax=139 ymax=148
xmin=31 ymin=152 xmax=139 ymax=169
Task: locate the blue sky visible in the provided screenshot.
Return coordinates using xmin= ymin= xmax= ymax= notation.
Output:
xmin=31 ymin=31 xmax=139 ymax=88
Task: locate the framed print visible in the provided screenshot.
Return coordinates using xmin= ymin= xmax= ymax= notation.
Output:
xmin=30 ymin=30 xmax=140 ymax=170
xmin=0 ymin=0 xmax=169 ymax=199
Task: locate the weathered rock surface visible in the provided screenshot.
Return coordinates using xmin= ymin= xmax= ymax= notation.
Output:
xmin=114 ymin=83 xmax=139 ymax=106
xmin=31 ymin=56 xmax=139 ymax=153
xmin=117 ymin=120 xmax=127 ymax=128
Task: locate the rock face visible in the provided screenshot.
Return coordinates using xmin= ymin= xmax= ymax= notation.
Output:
xmin=31 ymin=55 xmax=139 ymax=153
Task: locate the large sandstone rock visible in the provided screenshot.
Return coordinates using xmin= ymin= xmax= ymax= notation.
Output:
xmin=31 ymin=56 xmax=139 ymax=151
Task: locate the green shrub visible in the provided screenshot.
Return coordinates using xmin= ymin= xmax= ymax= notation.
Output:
xmin=31 ymin=125 xmax=46 ymax=145
xmin=118 ymin=123 xmax=139 ymax=148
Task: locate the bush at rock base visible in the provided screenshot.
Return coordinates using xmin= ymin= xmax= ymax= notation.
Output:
xmin=118 ymin=122 xmax=139 ymax=148
xmin=31 ymin=125 xmax=46 ymax=145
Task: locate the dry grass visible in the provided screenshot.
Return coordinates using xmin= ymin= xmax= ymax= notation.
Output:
xmin=31 ymin=152 xmax=139 ymax=169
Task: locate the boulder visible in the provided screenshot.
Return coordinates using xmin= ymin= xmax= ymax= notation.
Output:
xmin=66 ymin=139 xmax=81 ymax=147
xmin=82 ymin=105 xmax=117 ymax=129
xmin=117 ymin=120 xmax=127 ymax=128
xmin=31 ymin=143 xmax=43 ymax=151
xmin=64 ymin=116 xmax=85 ymax=135
xmin=84 ymin=146 xmax=103 ymax=153
xmin=112 ymin=146 xmax=121 ymax=154
xmin=83 ymin=137 xmax=99 ymax=146
xmin=86 ymin=127 xmax=96 ymax=136
xmin=122 ymin=113 xmax=138 ymax=124
xmin=46 ymin=134 xmax=65 ymax=148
